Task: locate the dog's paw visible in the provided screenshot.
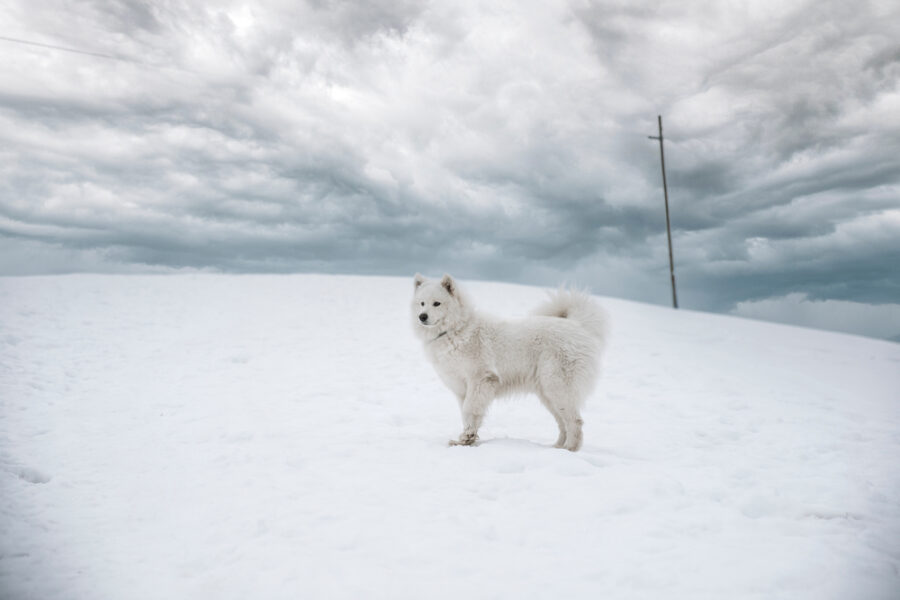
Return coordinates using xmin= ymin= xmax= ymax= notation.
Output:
xmin=564 ymin=439 xmax=582 ymax=452
xmin=449 ymin=433 xmax=479 ymax=447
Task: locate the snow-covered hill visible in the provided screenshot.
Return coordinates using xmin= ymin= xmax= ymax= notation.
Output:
xmin=2 ymin=274 xmax=898 ymax=599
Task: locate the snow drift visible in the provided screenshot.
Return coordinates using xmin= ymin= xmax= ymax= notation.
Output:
xmin=1 ymin=274 xmax=898 ymax=599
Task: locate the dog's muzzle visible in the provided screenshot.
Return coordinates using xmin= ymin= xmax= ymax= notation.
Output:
xmin=418 ymin=312 xmax=428 ymax=323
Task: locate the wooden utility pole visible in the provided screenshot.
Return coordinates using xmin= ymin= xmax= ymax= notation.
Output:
xmin=648 ymin=115 xmax=678 ymax=309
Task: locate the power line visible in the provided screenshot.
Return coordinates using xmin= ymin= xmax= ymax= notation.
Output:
xmin=0 ymin=35 xmax=124 ymax=61
xmin=0 ymin=34 xmax=195 ymax=75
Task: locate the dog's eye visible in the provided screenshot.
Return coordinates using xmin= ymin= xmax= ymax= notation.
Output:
xmin=420 ymin=301 xmax=424 ymax=306
xmin=433 ymin=301 xmax=441 ymax=307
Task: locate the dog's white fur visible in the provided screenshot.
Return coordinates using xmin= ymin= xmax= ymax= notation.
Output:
xmin=411 ymin=273 xmax=607 ymax=451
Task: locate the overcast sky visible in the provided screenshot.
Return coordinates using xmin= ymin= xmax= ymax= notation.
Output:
xmin=1 ymin=0 xmax=898 ymax=340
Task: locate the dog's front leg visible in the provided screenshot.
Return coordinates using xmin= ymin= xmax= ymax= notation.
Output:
xmin=450 ymin=375 xmax=496 ymax=446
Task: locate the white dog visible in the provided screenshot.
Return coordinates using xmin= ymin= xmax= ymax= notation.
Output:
xmin=412 ymin=274 xmax=607 ymax=451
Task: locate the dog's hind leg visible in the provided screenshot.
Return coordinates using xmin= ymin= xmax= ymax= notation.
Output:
xmin=538 ymin=393 xmax=567 ymax=448
xmin=539 ymin=370 xmax=585 ymax=451
xmin=563 ymin=412 xmax=584 ymax=452
xmin=545 ymin=402 xmax=583 ymax=451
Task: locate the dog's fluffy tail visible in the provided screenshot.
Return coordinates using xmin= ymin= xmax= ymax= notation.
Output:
xmin=532 ymin=289 xmax=609 ymax=346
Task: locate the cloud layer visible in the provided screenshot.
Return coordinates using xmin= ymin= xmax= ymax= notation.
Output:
xmin=1 ymin=0 xmax=898 ymax=338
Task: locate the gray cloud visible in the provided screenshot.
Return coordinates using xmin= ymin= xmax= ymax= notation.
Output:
xmin=1 ymin=0 xmax=898 ymax=339
xmin=732 ymin=293 xmax=900 ymax=342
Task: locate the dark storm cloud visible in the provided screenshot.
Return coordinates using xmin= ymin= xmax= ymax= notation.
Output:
xmin=1 ymin=0 xmax=899 ymax=339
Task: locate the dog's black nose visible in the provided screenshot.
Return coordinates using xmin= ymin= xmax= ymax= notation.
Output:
xmin=419 ymin=313 xmax=428 ymax=323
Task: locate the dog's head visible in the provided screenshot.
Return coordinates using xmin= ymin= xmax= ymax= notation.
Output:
xmin=411 ymin=273 xmax=467 ymax=336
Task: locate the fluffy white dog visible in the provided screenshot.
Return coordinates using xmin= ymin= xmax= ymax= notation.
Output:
xmin=412 ymin=274 xmax=607 ymax=451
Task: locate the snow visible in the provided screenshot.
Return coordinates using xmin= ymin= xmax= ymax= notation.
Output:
xmin=1 ymin=273 xmax=899 ymax=599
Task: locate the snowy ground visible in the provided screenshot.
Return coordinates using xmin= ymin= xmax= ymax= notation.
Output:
xmin=1 ymin=274 xmax=899 ymax=599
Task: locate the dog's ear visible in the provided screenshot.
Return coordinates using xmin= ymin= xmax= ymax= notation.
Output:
xmin=414 ymin=273 xmax=426 ymax=289
xmin=440 ymin=274 xmax=456 ymax=296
